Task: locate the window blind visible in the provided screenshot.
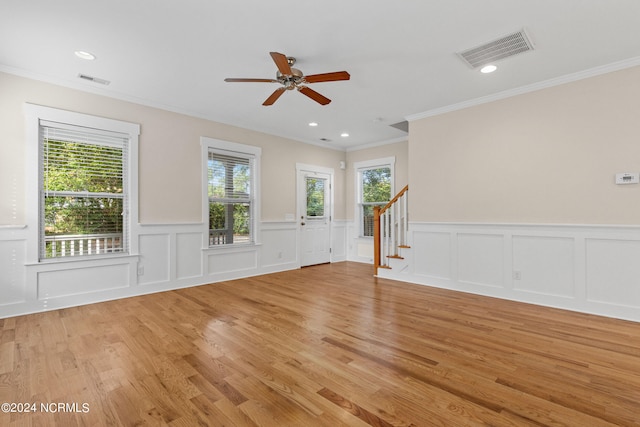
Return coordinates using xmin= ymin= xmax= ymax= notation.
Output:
xmin=40 ymin=123 xmax=129 ymax=259
xmin=207 ymin=151 xmax=252 ymax=201
xmin=207 ymin=149 xmax=253 ymax=245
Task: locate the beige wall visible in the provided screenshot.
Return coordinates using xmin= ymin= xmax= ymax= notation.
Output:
xmin=409 ymin=65 xmax=640 ymax=224
xmin=345 ymin=140 xmax=409 ymax=220
xmin=0 ymin=72 xmax=347 ymax=225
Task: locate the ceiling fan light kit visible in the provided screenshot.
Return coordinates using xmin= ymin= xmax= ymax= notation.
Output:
xmin=224 ymin=52 xmax=350 ymax=106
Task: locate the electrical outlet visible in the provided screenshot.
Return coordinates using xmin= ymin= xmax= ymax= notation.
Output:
xmin=513 ymin=271 xmax=521 ymax=280
xmin=137 ymin=265 xmax=144 ymax=276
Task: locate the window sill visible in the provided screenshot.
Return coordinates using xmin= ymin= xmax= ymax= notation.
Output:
xmin=202 ymin=243 xmax=262 ymax=252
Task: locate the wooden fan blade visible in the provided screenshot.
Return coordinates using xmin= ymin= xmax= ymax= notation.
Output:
xmin=270 ymin=52 xmax=292 ymax=75
xmin=263 ymin=87 xmax=286 ymax=106
xmin=298 ymin=86 xmax=331 ymax=105
xmin=225 ymin=78 xmax=278 ymax=83
xmin=304 ymin=71 xmax=351 ymax=83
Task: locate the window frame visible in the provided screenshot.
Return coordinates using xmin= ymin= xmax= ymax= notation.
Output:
xmin=354 ymin=157 xmax=395 ymax=238
xmin=201 ymin=137 xmax=261 ymax=249
xmin=25 ymin=104 xmax=140 ymax=264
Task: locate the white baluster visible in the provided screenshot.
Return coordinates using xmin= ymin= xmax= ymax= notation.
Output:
xmin=404 ymin=191 xmax=408 ymax=245
xmin=380 ymin=212 xmax=385 ymax=266
xmin=401 ymin=193 xmax=406 ymax=246
xmin=384 ymin=211 xmax=390 ymax=266
xmin=396 ymin=197 xmax=401 ymax=248
xmin=390 ymin=202 xmax=396 ymax=256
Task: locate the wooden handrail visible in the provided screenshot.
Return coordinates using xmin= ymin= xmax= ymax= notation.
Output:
xmin=379 ymin=185 xmax=408 ymax=215
xmin=374 ymin=185 xmax=409 ymax=275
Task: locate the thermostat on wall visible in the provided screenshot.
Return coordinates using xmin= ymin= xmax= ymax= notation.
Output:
xmin=615 ymin=172 xmax=639 ymax=184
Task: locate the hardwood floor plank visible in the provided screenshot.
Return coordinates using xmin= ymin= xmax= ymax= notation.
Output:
xmin=0 ymin=341 xmax=14 ymax=375
xmin=188 ymin=393 xmax=239 ymax=427
xmin=317 ymin=387 xmax=394 ymax=427
xmin=78 ymin=360 xmax=120 ymax=426
xmin=183 ymin=354 xmax=248 ymax=406
xmin=227 ymin=375 xmax=319 ymax=426
xmin=1 ymin=262 xmax=640 ymax=426
xmin=221 ymin=355 xmax=325 ymax=417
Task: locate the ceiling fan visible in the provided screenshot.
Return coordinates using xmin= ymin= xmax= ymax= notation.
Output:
xmin=224 ymin=52 xmax=350 ymax=106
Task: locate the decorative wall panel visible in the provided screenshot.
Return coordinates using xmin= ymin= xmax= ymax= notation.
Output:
xmin=457 ymin=233 xmax=504 ymax=288
xmin=413 ymin=231 xmax=451 ymax=280
xmin=139 ymin=234 xmax=170 ymax=285
xmin=586 ymin=238 xmax=640 ymax=308
xmin=176 ymin=232 xmax=203 ymax=279
xmin=513 ymin=235 xmax=575 ymax=298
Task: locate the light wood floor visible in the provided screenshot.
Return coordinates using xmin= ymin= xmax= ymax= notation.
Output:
xmin=1 ymin=262 xmax=639 ymax=426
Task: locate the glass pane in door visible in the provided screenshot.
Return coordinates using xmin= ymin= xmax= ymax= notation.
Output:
xmin=306 ymin=177 xmax=325 ymax=217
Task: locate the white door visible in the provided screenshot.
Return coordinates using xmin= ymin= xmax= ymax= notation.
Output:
xmin=298 ymin=169 xmax=332 ymax=267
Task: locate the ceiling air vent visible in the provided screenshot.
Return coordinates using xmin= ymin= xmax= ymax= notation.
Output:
xmin=457 ymin=29 xmax=534 ymax=69
xmin=78 ymin=73 xmax=110 ymax=85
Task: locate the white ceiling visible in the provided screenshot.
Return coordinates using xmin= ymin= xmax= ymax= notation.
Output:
xmin=2 ymin=0 xmax=640 ymax=150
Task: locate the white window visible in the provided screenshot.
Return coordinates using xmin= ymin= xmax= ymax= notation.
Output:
xmin=25 ymin=105 xmax=139 ymax=262
xmin=355 ymin=157 xmax=394 ymax=237
xmin=40 ymin=123 xmax=130 ymax=258
xmin=201 ymin=137 xmax=261 ymax=247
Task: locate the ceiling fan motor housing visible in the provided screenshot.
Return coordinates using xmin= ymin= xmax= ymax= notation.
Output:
xmin=277 ymin=68 xmax=304 ymax=89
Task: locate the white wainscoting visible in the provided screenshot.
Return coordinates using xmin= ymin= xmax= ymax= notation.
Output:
xmin=344 ymin=220 xmax=376 ymax=264
xmin=0 ymin=226 xmax=27 ymax=306
xmin=0 ymin=221 xmax=311 ymax=318
xmin=377 ymin=222 xmax=640 ymax=322
xmin=331 ymin=220 xmax=348 ymax=262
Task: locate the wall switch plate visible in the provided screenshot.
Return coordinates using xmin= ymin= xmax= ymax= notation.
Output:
xmin=615 ymin=172 xmax=639 ymax=184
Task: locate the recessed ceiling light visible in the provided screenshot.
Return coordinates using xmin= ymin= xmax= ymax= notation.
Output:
xmin=480 ymin=64 xmax=497 ymax=74
xmin=340 ymin=132 xmax=349 ymax=138
xmin=308 ymin=122 xmax=318 ymax=127
xmin=74 ymin=50 xmax=96 ymax=60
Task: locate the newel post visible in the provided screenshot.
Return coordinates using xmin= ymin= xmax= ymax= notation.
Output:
xmin=373 ymin=205 xmax=381 ymax=275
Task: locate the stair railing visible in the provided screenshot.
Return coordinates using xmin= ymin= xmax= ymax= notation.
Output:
xmin=374 ymin=185 xmax=409 ymax=275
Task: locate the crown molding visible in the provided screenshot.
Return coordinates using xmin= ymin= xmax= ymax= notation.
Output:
xmin=346 ymin=136 xmax=408 ymax=152
xmin=406 ymin=56 xmax=640 ymax=122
